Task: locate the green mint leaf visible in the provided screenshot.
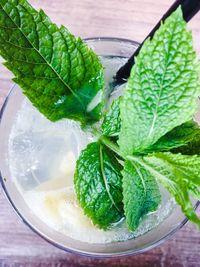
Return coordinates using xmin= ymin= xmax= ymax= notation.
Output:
xmin=101 ymin=97 xmax=121 ymax=137
xmin=0 ymin=0 xmax=104 ymax=126
xmin=118 ymin=7 xmax=200 ymax=155
xmin=145 ymin=120 xmax=200 ymax=153
xmin=134 ymin=152 xmax=200 ymax=228
xmin=74 ymin=142 xmax=123 ymax=229
xmin=172 ymin=129 xmax=200 ymax=155
xmin=122 ymin=160 xmax=161 ymax=231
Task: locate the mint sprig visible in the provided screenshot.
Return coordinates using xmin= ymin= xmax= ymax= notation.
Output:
xmin=76 ymin=7 xmax=200 ymax=230
xmin=0 ymin=0 xmax=104 ymax=126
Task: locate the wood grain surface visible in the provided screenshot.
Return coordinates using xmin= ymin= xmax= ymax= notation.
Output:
xmin=0 ymin=1 xmax=200 ymax=266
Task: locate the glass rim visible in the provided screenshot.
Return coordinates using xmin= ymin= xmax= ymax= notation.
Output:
xmin=84 ymin=36 xmax=140 ymax=45
xmin=0 ymin=37 xmax=199 ymax=258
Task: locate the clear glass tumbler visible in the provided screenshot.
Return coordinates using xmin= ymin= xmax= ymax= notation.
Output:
xmin=0 ymin=38 xmax=199 ymax=257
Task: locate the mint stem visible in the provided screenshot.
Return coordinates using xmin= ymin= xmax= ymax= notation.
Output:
xmin=92 ymin=127 xmax=123 ymax=157
xmin=99 ymin=136 xmax=124 ymax=158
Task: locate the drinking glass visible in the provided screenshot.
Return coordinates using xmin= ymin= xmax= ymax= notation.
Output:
xmin=0 ymin=38 xmax=199 ymax=257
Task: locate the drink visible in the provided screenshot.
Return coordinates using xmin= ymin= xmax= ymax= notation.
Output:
xmin=8 ymin=56 xmax=175 ymax=243
xmin=0 ymin=38 xmax=190 ymax=256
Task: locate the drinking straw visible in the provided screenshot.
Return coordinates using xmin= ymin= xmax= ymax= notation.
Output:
xmin=115 ymin=0 xmax=200 ymax=84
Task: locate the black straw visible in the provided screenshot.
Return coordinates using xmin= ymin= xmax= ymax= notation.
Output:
xmin=115 ymin=0 xmax=200 ymax=85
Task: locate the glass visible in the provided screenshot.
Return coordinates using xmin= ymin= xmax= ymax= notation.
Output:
xmin=0 ymin=38 xmax=199 ymax=257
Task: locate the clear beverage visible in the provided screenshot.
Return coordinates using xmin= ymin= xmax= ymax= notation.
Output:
xmin=0 ymin=38 xmax=190 ymax=256
xmin=8 ymin=56 xmax=175 ymax=244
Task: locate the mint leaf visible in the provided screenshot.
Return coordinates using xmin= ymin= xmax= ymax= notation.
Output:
xmin=145 ymin=120 xmax=200 ymax=153
xmin=172 ymin=131 xmax=200 ymax=155
xmin=0 ymin=0 xmax=104 ymax=126
xmin=131 ymin=152 xmax=200 ymax=228
xmin=74 ymin=142 xmax=123 ymax=229
xmin=102 ymin=97 xmax=121 ymax=137
xmin=118 ymin=7 xmax=200 ymax=155
xmin=122 ymin=160 xmax=161 ymax=231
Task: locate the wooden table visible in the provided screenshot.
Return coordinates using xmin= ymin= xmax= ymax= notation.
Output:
xmin=0 ymin=0 xmax=200 ymax=266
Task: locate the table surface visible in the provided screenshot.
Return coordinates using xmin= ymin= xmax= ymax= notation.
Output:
xmin=0 ymin=0 xmax=200 ymax=266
